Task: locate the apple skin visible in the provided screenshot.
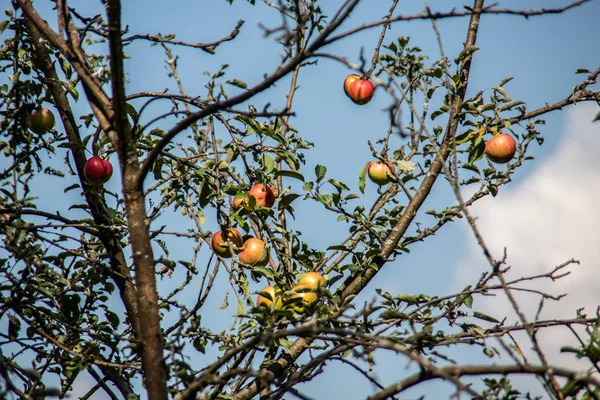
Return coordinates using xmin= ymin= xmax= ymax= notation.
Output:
xmin=28 ymin=108 xmax=55 ymax=134
xmin=347 ymin=79 xmax=374 ymax=105
xmin=485 ymin=133 xmax=516 ymax=164
xmin=343 ymin=74 xmax=361 ymax=96
xmin=238 ymin=238 xmax=270 ymax=267
xmin=256 ymin=285 xmax=283 ymax=309
xmin=210 ymin=228 xmax=243 ymax=258
xmin=248 ymin=184 xmax=276 ymax=208
xmin=298 ymin=272 xmax=325 ymax=290
xmin=287 ymin=284 xmax=318 ymax=313
xmin=84 ymin=156 xmax=113 ymax=185
xmin=367 ymin=161 xmax=395 ymax=185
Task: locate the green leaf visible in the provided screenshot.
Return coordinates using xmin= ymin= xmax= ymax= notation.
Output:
xmin=275 ymin=170 xmax=304 ymax=182
xmin=64 ymin=183 xmax=80 ymax=193
xmin=105 ymin=311 xmax=120 ymax=329
xmin=500 ymin=100 xmax=525 ymax=112
xmin=226 ymin=79 xmax=248 ymax=89
xmin=315 ymin=164 xmax=327 ymax=182
xmin=464 ymin=295 xmax=473 ymax=308
xmin=327 ymin=179 xmax=349 ymax=192
xmin=262 ymin=154 xmax=275 ymax=173
xmin=575 ymin=68 xmax=591 ymax=74
xmin=468 ymin=140 xmax=485 ymax=164
xmin=454 ymin=45 xmax=479 ymax=64
xmin=62 ymin=81 xmax=79 ymax=101
xmin=358 ymin=162 xmax=369 ymax=193
xmin=315 ymin=194 xmax=332 ymax=206
xmin=279 ymin=193 xmax=300 ymax=210
xmin=236 ymin=298 xmax=246 ymax=316
xmin=473 ymin=311 xmax=500 ymax=323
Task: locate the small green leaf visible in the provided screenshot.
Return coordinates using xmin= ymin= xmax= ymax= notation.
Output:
xmin=315 ymin=164 xmax=327 ymax=182
xmin=275 ymin=170 xmax=304 ymax=182
xmin=263 ymin=154 xmax=275 ymax=173
xmin=358 ymin=162 xmax=369 ymax=193
xmin=226 ymin=79 xmax=248 ymax=89
xmin=473 ymin=311 xmax=500 ymax=323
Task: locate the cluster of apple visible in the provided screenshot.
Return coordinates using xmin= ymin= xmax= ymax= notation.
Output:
xmin=257 ymin=271 xmax=325 ymax=313
xmin=342 ymin=72 xmax=516 ymax=180
xmin=28 ymin=107 xmax=114 ymax=185
xmin=209 ymin=183 xmax=275 ymax=267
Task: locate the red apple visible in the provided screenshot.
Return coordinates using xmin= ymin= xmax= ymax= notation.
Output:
xmin=28 ymin=108 xmax=55 ymax=134
xmin=248 ymin=184 xmax=276 ymax=208
xmin=238 ymin=238 xmax=270 ymax=267
xmin=298 ymin=272 xmax=325 ymax=290
xmin=367 ymin=161 xmax=395 ymax=186
xmin=210 ymin=228 xmax=243 ymax=258
xmin=347 ymin=79 xmax=374 ymax=105
xmin=343 ymin=74 xmax=361 ymax=96
xmin=286 ymin=284 xmax=318 ymax=313
xmin=485 ymin=133 xmax=516 ymax=164
xmin=84 ymin=156 xmax=113 ymax=185
xmin=256 ymin=285 xmax=283 ymax=309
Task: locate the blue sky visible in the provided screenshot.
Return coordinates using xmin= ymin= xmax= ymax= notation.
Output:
xmin=3 ymin=0 xmax=600 ymax=398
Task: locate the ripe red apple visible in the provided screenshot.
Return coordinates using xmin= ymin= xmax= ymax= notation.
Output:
xmin=256 ymin=285 xmax=283 ymax=309
xmin=238 ymin=238 xmax=270 ymax=267
xmin=347 ymin=79 xmax=374 ymax=105
xmin=485 ymin=133 xmax=516 ymax=164
xmin=367 ymin=161 xmax=395 ymax=186
xmin=286 ymin=284 xmax=318 ymax=313
xmin=84 ymin=156 xmax=113 ymax=185
xmin=248 ymin=184 xmax=276 ymax=208
xmin=298 ymin=272 xmax=325 ymax=290
xmin=210 ymin=228 xmax=243 ymax=258
xmin=28 ymin=108 xmax=55 ymax=134
xmin=343 ymin=74 xmax=361 ymax=96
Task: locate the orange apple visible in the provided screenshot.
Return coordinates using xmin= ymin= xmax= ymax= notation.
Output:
xmin=367 ymin=161 xmax=395 ymax=185
xmin=238 ymin=238 xmax=269 ymax=267
xmin=210 ymin=228 xmax=243 ymax=258
xmin=347 ymin=79 xmax=374 ymax=105
xmin=485 ymin=133 xmax=516 ymax=164
xmin=28 ymin=108 xmax=55 ymax=134
xmin=256 ymin=285 xmax=283 ymax=309
xmin=286 ymin=284 xmax=318 ymax=313
xmin=248 ymin=183 xmax=276 ymax=208
xmin=298 ymin=272 xmax=325 ymax=289
xmin=343 ymin=74 xmax=361 ymax=96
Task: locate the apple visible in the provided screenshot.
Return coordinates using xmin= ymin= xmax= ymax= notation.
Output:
xmin=485 ymin=133 xmax=516 ymax=164
xmin=232 ymin=196 xmax=244 ymax=209
xmin=347 ymin=79 xmax=374 ymax=105
xmin=28 ymin=108 xmax=55 ymax=134
xmin=298 ymin=272 xmax=325 ymax=290
xmin=256 ymin=285 xmax=283 ymax=309
xmin=343 ymin=74 xmax=361 ymax=96
xmin=210 ymin=228 xmax=243 ymax=258
xmin=238 ymin=237 xmax=270 ymax=267
xmin=248 ymin=184 xmax=276 ymax=208
xmin=84 ymin=156 xmax=113 ymax=185
xmin=286 ymin=284 xmax=318 ymax=313
xmin=367 ymin=161 xmax=395 ymax=186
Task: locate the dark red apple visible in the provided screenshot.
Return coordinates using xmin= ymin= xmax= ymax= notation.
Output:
xmin=84 ymin=156 xmax=113 ymax=185
xmin=28 ymin=108 xmax=55 ymax=134
xmin=485 ymin=133 xmax=516 ymax=164
xmin=347 ymin=79 xmax=374 ymax=105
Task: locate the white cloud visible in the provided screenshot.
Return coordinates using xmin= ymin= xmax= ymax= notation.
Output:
xmin=453 ymin=102 xmax=600 ymax=366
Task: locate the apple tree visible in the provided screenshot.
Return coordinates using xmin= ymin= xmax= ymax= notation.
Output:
xmin=1 ymin=0 xmax=599 ymax=399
